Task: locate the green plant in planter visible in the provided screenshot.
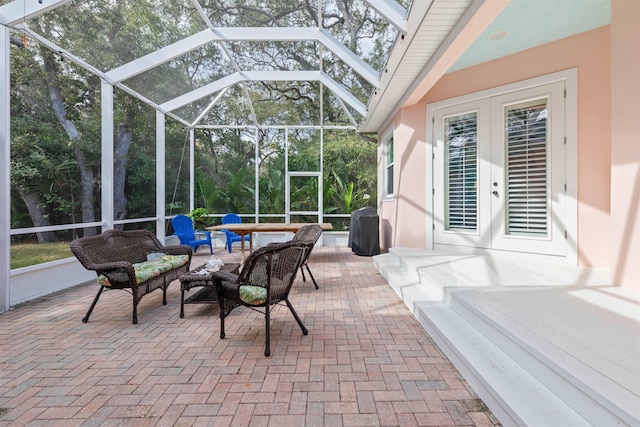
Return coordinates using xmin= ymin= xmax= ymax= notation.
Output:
xmin=189 ymin=208 xmax=210 ymax=230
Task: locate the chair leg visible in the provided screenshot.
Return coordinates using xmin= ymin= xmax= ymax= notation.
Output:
xmin=82 ymin=286 xmax=105 ymax=323
xmin=285 ymin=299 xmax=308 ymax=335
xmin=265 ymin=305 xmax=271 ymax=357
xmin=180 ymin=289 xmax=185 ymax=318
xmin=305 ymin=265 xmax=319 ymax=290
xmin=219 ymin=298 xmax=226 ymax=339
xmin=132 ymin=297 xmax=139 ymax=324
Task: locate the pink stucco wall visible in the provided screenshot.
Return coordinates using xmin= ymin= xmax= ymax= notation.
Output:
xmin=610 ymin=0 xmax=640 ymax=289
xmin=379 ymin=26 xmax=612 ymax=267
xmin=378 ymin=105 xmax=428 ymax=250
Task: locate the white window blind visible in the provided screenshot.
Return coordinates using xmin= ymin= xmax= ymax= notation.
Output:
xmin=505 ymin=102 xmax=548 ymax=236
xmin=445 ymin=113 xmax=478 ymax=231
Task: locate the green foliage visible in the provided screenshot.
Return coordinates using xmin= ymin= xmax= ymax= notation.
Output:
xmin=8 ymin=1 xmax=381 ymax=240
xmin=257 ymin=167 xmax=285 ymax=214
xmin=188 ymin=207 xmax=210 ymax=230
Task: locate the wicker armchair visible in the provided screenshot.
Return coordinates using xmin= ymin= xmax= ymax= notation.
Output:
xmin=211 ymin=240 xmax=311 ymax=356
xmin=292 ymin=224 xmax=323 ymax=289
xmin=70 ymin=229 xmax=193 ymax=324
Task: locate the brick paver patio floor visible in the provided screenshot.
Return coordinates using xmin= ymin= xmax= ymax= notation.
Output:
xmin=0 ymin=246 xmax=500 ymax=426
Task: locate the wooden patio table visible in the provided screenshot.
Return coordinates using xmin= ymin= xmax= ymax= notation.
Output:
xmin=207 ymin=222 xmax=333 ymax=261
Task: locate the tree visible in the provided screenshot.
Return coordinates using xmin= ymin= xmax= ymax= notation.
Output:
xmin=9 ymin=0 xmax=388 ymax=239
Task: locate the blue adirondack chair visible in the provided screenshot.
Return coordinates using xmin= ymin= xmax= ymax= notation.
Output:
xmin=221 ymin=213 xmax=251 ymax=253
xmin=171 ymin=214 xmax=213 ymax=254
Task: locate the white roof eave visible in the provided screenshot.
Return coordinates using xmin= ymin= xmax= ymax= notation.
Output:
xmin=358 ymin=0 xmax=510 ymax=134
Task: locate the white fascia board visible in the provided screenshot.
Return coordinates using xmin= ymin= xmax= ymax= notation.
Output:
xmin=320 ymin=73 xmax=366 ymax=116
xmin=362 ymin=0 xmax=407 ymax=33
xmin=0 ymin=0 xmax=72 ymax=26
xmin=160 ymin=73 xmax=243 ymax=112
xmin=318 ymin=30 xmax=380 ymax=88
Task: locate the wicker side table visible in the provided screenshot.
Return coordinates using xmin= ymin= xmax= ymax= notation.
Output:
xmin=179 ymin=263 xmax=240 ymax=318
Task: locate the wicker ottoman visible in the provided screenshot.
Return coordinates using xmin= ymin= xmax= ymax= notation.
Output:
xmin=179 ymin=263 xmax=240 ymax=318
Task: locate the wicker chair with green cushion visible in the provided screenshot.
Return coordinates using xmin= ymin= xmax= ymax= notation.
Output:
xmin=70 ymin=229 xmax=193 ymax=324
xmin=292 ymin=224 xmax=323 ymax=289
xmin=211 ymin=240 xmax=312 ymax=356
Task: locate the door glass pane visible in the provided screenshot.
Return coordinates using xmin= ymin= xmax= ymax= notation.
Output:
xmin=290 ymin=175 xmax=318 ymax=212
xmin=505 ymin=100 xmax=548 ymax=236
xmin=445 ymin=113 xmax=478 ymax=231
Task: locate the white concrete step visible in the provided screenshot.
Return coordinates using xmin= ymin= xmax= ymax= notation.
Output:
xmin=373 ymin=249 xmax=638 ymax=426
xmin=415 ymin=301 xmax=590 ymax=427
xmin=451 ymin=289 xmax=639 ymax=426
xmin=373 ymin=253 xmax=437 ymax=312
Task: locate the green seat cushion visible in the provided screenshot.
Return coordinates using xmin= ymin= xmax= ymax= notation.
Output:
xmin=239 ymin=285 xmax=267 ymax=305
xmin=97 ymin=254 xmax=189 ymax=286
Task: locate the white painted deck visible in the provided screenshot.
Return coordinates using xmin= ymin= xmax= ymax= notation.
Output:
xmin=374 ymin=247 xmax=640 ymax=427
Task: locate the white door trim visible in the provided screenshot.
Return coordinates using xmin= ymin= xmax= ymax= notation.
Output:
xmin=426 ymin=69 xmax=577 ymax=264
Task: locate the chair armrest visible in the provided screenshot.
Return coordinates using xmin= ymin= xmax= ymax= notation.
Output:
xmin=173 ymin=232 xmax=190 ymax=245
xmin=94 ymin=261 xmax=137 ymax=286
xmin=211 ymin=270 xmax=239 ymax=283
xmin=194 ymin=230 xmax=211 ymax=239
xmin=161 ymin=245 xmax=193 ymax=257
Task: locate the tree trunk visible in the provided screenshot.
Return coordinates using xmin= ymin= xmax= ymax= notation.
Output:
xmin=17 ymin=189 xmax=59 ymax=243
xmin=114 ymin=123 xmax=133 ymax=227
xmin=42 ymin=49 xmax=97 ymax=237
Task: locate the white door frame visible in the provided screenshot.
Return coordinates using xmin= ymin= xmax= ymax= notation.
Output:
xmin=426 ymin=69 xmax=578 ymax=264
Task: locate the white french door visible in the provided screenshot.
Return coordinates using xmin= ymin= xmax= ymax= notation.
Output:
xmin=433 ymin=81 xmax=566 ymax=256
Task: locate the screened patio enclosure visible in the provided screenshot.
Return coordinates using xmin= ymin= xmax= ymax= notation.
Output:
xmin=1 ymin=0 xmax=409 ymax=310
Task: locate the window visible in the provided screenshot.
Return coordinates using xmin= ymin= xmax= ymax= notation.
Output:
xmin=445 ymin=112 xmax=478 ymax=231
xmin=383 ymin=129 xmax=394 ymax=198
xmin=504 ymin=100 xmax=549 ymax=236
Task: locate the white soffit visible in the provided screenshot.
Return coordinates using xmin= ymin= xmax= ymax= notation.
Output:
xmin=359 ymin=0 xmax=509 ymax=133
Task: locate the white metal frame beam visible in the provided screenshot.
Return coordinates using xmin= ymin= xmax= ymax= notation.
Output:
xmin=362 ymin=0 xmax=408 ymax=33
xmin=0 ymin=0 xmax=72 ymax=26
xmin=101 ymin=81 xmax=114 ymax=232
xmin=160 ymin=71 xmax=366 ymax=116
xmin=105 ymin=27 xmax=379 ymax=88
xmin=1 ymin=26 xmax=11 ymax=311
xmin=191 ymin=0 xmax=260 ymax=127
xmin=156 ymin=111 xmax=166 ymax=240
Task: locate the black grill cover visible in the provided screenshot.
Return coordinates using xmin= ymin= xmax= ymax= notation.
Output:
xmin=348 ymin=207 xmax=380 ymax=256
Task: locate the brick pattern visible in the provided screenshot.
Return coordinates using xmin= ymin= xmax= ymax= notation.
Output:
xmin=0 ymin=246 xmax=501 ymax=426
